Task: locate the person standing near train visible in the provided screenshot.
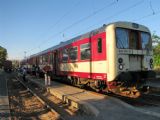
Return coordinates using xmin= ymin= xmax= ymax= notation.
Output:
xmin=42 ymin=64 xmax=51 ymax=86
xmin=22 ymin=67 xmax=27 ymax=82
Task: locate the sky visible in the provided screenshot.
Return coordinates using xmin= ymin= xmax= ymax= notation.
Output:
xmin=0 ymin=0 xmax=160 ymax=60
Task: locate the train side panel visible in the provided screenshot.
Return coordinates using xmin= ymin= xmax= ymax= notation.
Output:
xmin=58 ymin=32 xmax=107 ymax=80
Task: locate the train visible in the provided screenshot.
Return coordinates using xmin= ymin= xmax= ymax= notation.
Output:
xmin=21 ymin=21 xmax=156 ymax=97
xmin=3 ymin=60 xmax=12 ymax=72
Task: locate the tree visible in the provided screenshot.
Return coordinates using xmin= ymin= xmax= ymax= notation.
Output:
xmin=152 ymin=32 xmax=160 ymax=69
xmin=152 ymin=31 xmax=160 ymax=46
xmin=0 ymin=46 xmax=7 ymax=68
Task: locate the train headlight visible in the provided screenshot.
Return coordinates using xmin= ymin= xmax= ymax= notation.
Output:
xmin=119 ymin=64 xmax=123 ymax=70
xmin=150 ymin=64 xmax=153 ymax=69
xmin=118 ymin=58 xmax=123 ymax=63
xmin=150 ymin=59 xmax=153 ymax=64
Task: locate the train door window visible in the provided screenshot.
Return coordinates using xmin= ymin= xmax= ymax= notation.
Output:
xmin=40 ymin=56 xmax=43 ymax=64
xmin=36 ymin=57 xmax=39 ymax=65
xmin=45 ymin=55 xmax=48 ymax=63
xmin=62 ymin=48 xmax=69 ymax=62
xmin=97 ymin=38 xmax=102 ymax=53
xmin=116 ymin=28 xmax=129 ymax=49
xmin=69 ymin=47 xmax=78 ymax=61
xmin=80 ymin=43 xmax=90 ymax=60
xmin=42 ymin=55 xmax=45 ymax=63
xmin=129 ymin=30 xmax=139 ymax=49
xmin=50 ymin=53 xmax=53 ymax=64
xmin=42 ymin=54 xmax=48 ymax=63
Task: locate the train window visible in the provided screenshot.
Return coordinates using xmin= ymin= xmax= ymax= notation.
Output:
xmin=36 ymin=57 xmax=39 ymax=65
xmin=69 ymin=47 xmax=77 ymax=61
xmin=43 ymin=55 xmax=48 ymax=63
xmin=97 ymin=38 xmax=102 ymax=53
xmin=45 ymin=55 xmax=48 ymax=62
xmin=50 ymin=53 xmax=53 ymax=64
xmin=129 ymin=31 xmax=139 ymax=49
xmin=141 ymin=32 xmax=151 ymax=50
xmin=62 ymin=49 xmax=69 ymax=62
xmin=80 ymin=43 xmax=90 ymax=60
xmin=116 ymin=28 xmax=129 ymax=49
xmin=40 ymin=56 xmax=43 ymax=64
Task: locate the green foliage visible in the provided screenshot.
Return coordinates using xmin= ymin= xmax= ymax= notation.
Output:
xmin=0 ymin=46 xmax=7 ymax=68
xmin=153 ymin=44 xmax=160 ymax=55
xmin=152 ymin=32 xmax=160 ymax=45
xmin=153 ymin=45 xmax=160 ymax=69
xmin=152 ymin=32 xmax=160 ymax=69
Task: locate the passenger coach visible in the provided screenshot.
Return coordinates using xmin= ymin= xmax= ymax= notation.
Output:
xmin=23 ymin=21 xmax=155 ymax=96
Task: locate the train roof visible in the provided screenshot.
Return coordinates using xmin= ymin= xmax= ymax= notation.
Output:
xmin=32 ymin=25 xmax=106 ymax=57
xmin=29 ymin=21 xmax=150 ymax=58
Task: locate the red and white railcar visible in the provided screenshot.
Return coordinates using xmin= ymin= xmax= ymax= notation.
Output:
xmin=24 ymin=21 xmax=155 ymax=95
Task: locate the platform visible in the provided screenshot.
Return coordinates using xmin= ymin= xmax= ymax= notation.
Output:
xmin=0 ymin=71 xmax=10 ymax=119
xmin=24 ymin=74 xmax=160 ymax=120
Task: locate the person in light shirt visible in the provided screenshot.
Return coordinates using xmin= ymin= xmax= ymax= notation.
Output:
xmin=42 ymin=64 xmax=51 ymax=86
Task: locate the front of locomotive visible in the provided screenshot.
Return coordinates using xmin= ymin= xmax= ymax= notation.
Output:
xmin=106 ymin=22 xmax=155 ymax=96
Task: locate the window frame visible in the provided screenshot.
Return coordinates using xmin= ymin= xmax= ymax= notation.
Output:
xmin=116 ymin=28 xmax=129 ymax=49
xmin=116 ymin=27 xmax=151 ymax=50
xmin=97 ymin=38 xmax=102 ymax=53
xmin=140 ymin=32 xmax=152 ymax=50
xmin=49 ymin=52 xmax=54 ymax=64
xmin=69 ymin=46 xmax=78 ymax=61
xmin=80 ymin=43 xmax=91 ymax=60
xmin=62 ymin=48 xmax=69 ymax=62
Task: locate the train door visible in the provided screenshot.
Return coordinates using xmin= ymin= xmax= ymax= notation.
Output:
xmin=53 ymin=50 xmax=58 ymax=75
xmin=91 ymin=32 xmax=106 ymax=80
xmin=129 ymin=30 xmax=142 ymax=71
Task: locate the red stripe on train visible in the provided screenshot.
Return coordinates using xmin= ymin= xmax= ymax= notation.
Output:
xmin=58 ymin=71 xmax=107 ymax=80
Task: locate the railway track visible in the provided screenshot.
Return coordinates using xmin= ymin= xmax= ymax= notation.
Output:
xmin=73 ymin=79 xmax=160 ymax=108
xmin=7 ymin=75 xmax=62 ymax=120
xmin=62 ymin=78 xmax=160 ymax=108
xmin=9 ymin=72 xmax=109 ymax=120
xmin=14 ymin=73 xmax=160 ymax=118
xmin=54 ymin=76 xmax=160 ymax=108
xmin=29 ymin=74 xmax=160 ymax=109
xmin=108 ymin=91 xmax=160 ymax=107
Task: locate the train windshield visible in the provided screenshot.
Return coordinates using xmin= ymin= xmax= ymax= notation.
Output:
xmin=116 ymin=28 xmax=129 ymax=49
xmin=141 ymin=32 xmax=151 ymax=50
xmin=116 ymin=28 xmax=151 ymax=50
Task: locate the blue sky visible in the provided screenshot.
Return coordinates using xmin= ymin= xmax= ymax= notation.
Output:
xmin=0 ymin=0 xmax=160 ymax=60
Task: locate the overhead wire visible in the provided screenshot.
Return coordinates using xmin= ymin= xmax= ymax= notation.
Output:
xmin=133 ymin=10 xmax=160 ymax=21
xmin=23 ymin=0 xmax=118 ymax=57
xmin=149 ymin=0 xmax=155 ymax=15
xmin=38 ymin=0 xmax=118 ymax=46
xmin=26 ymin=0 xmax=81 ymax=53
xmin=98 ymin=0 xmax=144 ymax=24
xmin=25 ymin=0 xmax=159 ymax=58
xmin=71 ymin=0 xmax=145 ymax=38
xmin=25 ymin=0 xmax=145 ymax=56
xmin=133 ymin=0 xmax=160 ymax=21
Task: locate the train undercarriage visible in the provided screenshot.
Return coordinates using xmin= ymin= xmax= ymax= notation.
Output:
xmin=64 ymin=71 xmax=156 ymax=98
xmin=29 ymin=69 xmax=156 ymax=98
xmin=107 ymin=71 xmax=156 ymax=98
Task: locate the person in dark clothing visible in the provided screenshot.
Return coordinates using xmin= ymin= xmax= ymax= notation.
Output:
xmin=22 ymin=67 xmax=27 ymax=82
